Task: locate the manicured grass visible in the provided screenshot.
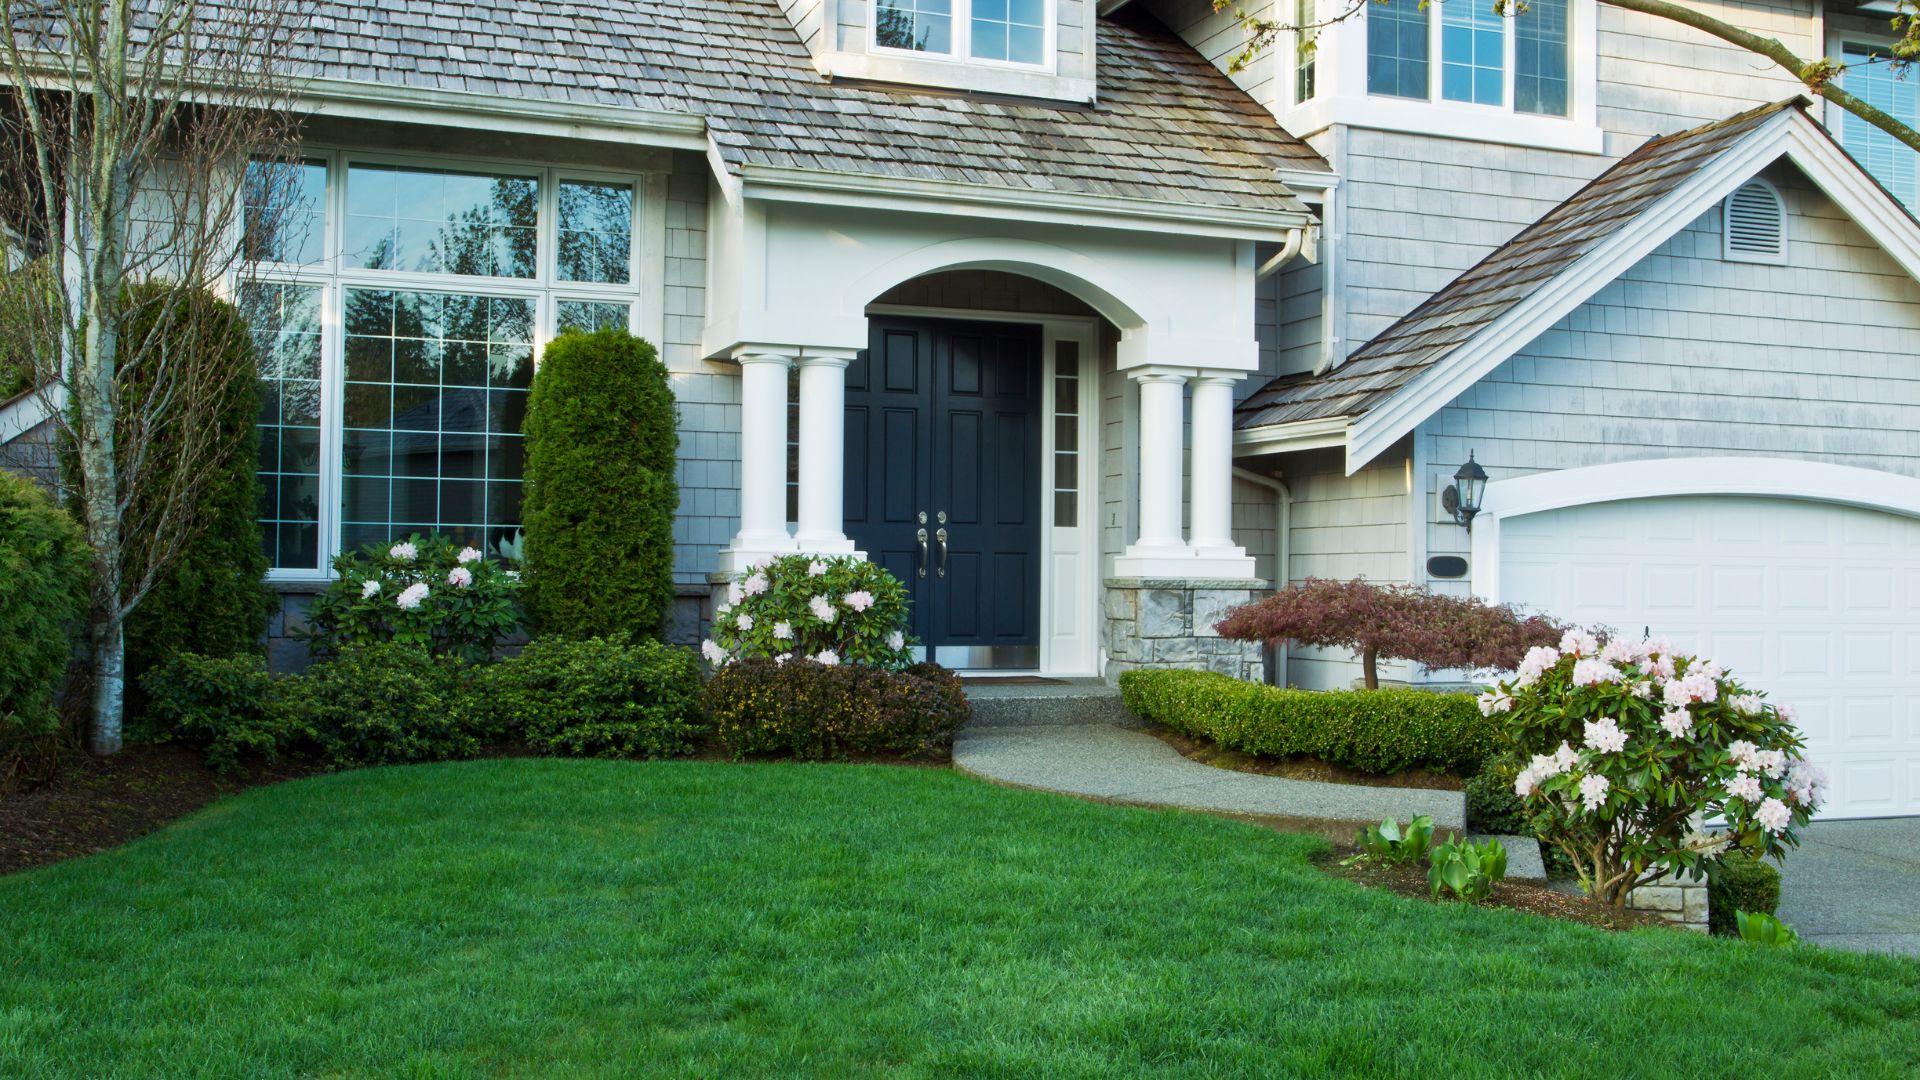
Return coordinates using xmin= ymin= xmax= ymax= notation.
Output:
xmin=2 ymin=760 xmax=1916 ymax=1078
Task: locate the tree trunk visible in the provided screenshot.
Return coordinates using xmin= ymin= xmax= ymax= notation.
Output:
xmin=76 ymin=314 xmax=126 ymax=756
xmin=1362 ymin=648 xmax=1379 ymax=690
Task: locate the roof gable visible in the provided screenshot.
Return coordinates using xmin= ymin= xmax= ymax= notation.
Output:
xmin=1235 ymin=100 xmax=1920 ymax=471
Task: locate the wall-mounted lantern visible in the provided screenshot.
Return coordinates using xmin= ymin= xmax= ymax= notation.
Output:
xmin=1442 ymin=452 xmax=1487 ymax=531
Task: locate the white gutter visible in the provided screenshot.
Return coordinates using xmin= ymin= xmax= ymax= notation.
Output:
xmin=1233 ymin=466 xmax=1292 ymax=685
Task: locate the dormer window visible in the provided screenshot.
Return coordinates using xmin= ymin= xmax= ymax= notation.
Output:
xmin=1363 ymin=0 xmax=1570 ymax=117
xmin=874 ymin=0 xmax=1049 ymax=66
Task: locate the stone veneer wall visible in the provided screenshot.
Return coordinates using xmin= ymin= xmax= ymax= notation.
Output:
xmin=1103 ymin=578 xmax=1266 ymax=683
xmin=1626 ymin=871 xmax=1710 ymax=932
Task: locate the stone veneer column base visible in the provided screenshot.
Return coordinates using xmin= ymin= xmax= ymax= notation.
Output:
xmin=1626 ymin=870 xmax=1710 ymax=932
xmin=1102 ymin=577 xmax=1267 ymax=683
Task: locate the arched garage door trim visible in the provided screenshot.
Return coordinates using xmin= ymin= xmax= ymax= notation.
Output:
xmin=1468 ymin=457 xmax=1920 ymax=603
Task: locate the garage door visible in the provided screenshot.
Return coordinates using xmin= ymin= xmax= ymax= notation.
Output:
xmin=1499 ymin=495 xmax=1920 ymax=820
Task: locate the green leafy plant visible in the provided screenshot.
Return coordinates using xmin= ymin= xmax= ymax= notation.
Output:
xmin=1708 ymin=851 xmax=1783 ymax=936
xmin=140 ymin=652 xmax=308 ymax=772
xmin=473 ymin=633 xmax=705 ymax=758
xmin=0 ymin=468 xmax=91 ymax=779
xmin=282 ymin=642 xmax=477 ymax=767
xmin=1486 ymin=630 xmax=1824 ymax=910
xmin=303 ymin=533 xmax=522 ymax=663
xmin=521 ymin=328 xmax=678 ymax=640
xmin=706 ymin=554 xmax=915 ymax=671
xmin=1119 ymin=669 xmax=1496 ymax=776
xmin=1343 ymin=815 xmax=1435 ymax=867
xmin=1428 ymin=835 xmax=1508 ymax=903
xmin=1735 ymin=910 xmax=1799 ymax=946
xmin=706 ymin=658 xmax=969 ymax=760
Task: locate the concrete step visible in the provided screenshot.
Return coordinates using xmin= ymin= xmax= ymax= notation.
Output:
xmin=961 ymin=680 xmax=1140 ymax=728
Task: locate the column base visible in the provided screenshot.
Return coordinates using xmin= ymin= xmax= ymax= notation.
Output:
xmin=717 ymin=534 xmax=796 ymax=576
xmin=791 ymin=534 xmax=864 ymax=559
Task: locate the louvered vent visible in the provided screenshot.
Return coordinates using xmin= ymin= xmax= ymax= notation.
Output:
xmin=1723 ymin=181 xmax=1785 ymax=263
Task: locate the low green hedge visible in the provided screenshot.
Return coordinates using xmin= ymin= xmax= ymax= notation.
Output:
xmin=474 ymin=633 xmax=705 ymax=758
xmin=1708 ymin=851 xmax=1782 ymax=936
xmin=1118 ymin=669 xmax=1495 ymax=776
xmin=707 ymin=659 xmax=969 ymax=761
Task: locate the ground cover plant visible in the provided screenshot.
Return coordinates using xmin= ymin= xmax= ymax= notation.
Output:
xmin=2 ymin=760 xmax=1916 ymax=1078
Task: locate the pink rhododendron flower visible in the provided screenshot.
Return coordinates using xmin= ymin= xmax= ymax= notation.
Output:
xmin=775 ymin=653 xmax=792 ymax=666
xmin=396 ymin=582 xmax=430 ymax=610
xmin=1515 ymin=767 xmax=1539 ymax=798
xmin=1756 ymin=797 xmax=1792 ymax=835
xmin=701 ymin=639 xmax=727 ymax=665
xmin=1514 ymin=646 xmax=1560 ymax=687
xmin=1643 ymin=653 xmax=1676 ymax=680
xmin=727 ymin=581 xmax=744 ymax=606
xmin=1630 ymin=680 xmax=1653 ymax=699
xmin=887 ymin=630 xmax=905 ymax=650
xmin=1786 ymin=761 xmax=1827 ymax=807
xmin=1756 ymin=748 xmax=1787 ymax=779
xmin=456 ymin=546 xmax=483 ymax=564
xmin=1659 ymin=708 xmax=1693 ymax=739
xmin=808 ymin=595 xmax=837 ymax=623
xmin=773 ymin=621 xmax=794 ymax=641
xmin=389 ymin=541 xmax=418 ymax=562
xmin=360 ymin=579 xmax=382 ymax=599
xmin=1560 ymin=628 xmax=1599 ymax=657
xmin=743 ymin=573 xmax=770 ymax=597
xmin=808 ymin=560 xmax=828 ymax=577
xmin=812 ymin=649 xmax=839 ymax=666
xmin=1553 ymin=741 xmax=1579 ymax=774
xmin=1727 ymin=740 xmax=1760 ymax=770
xmin=1599 ymin=638 xmax=1643 ymax=666
xmin=1579 ymin=773 xmax=1610 ymax=811
xmin=843 ymin=590 xmax=875 ymax=612
xmin=735 ymin=612 xmax=754 ymax=632
xmin=1729 ymin=694 xmax=1764 ymax=716
xmin=1583 ymin=716 xmax=1628 ymax=754
xmin=1572 ymin=659 xmax=1622 ymax=687
xmin=1727 ymin=773 xmax=1763 ymax=802
xmin=447 ymin=567 xmax=473 ymax=588
xmin=1477 ymin=689 xmax=1513 ymax=716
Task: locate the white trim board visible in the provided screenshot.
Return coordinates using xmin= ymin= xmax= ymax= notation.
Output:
xmin=1467 ymin=456 xmax=1920 ymax=604
xmin=1344 ymin=106 xmax=1920 ymax=474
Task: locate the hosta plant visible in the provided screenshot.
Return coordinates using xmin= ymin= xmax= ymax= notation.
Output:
xmin=303 ymin=534 xmax=523 ymax=664
xmin=1735 ymin=910 xmax=1799 ymax=946
xmin=1481 ymin=629 xmax=1825 ymax=910
xmin=704 ymin=555 xmax=914 ymax=671
xmin=1343 ymin=815 xmax=1435 ymax=867
xmin=1428 ymin=835 xmax=1508 ymax=903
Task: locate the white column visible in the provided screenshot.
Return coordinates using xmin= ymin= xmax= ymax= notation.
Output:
xmin=794 ymin=352 xmax=857 ymax=555
xmin=719 ymin=352 xmax=795 ymax=572
xmin=1188 ymin=373 xmax=1238 ymax=556
xmin=1115 ymin=372 xmax=1190 ymax=575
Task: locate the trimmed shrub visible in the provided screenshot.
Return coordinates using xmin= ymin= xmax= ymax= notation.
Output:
xmin=303 ymin=533 xmax=523 ymax=663
xmin=1119 ymin=669 xmax=1495 ymax=776
xmin=707 ymin=659 xmax=970 ymax=760
xmin=120 ymin=287 xmax=276 ymax=711
xmin=141 ymin=652 xmax=306 ymax=772
xmin=0 ymin=469 xmax=91 ymax=763
xmin=707 ymin=554 xmax=914 ymax=670
xmin=522 ymin=328 xmax=677 ymax=640
xmin=1464 ymin=759 xmax=1532 ymax=835
xmin=1708 ymin=852 xmax=1783 ymax=937
xmin=284 ymin=643 xmax=477 ymax=767
xmin=474 ymin=633 xmax=705 ymax=757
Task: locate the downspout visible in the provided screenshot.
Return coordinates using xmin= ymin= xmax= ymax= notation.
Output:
xmin=1255 ymin=225 xmax=1310 ymax=281
xmin=1232 ymin=467 xmax=1292 ymax=685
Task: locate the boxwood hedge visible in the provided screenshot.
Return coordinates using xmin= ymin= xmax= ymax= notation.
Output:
xmin=1118 ymin=668 xmax=1495 ymax=776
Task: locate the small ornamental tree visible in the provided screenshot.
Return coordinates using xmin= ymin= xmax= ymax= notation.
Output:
xmin=705 ymin=555 xmax=914 ymax=671
xmin=1214 ymin=578 xmax=1564 ymax=689
xmin=522 ymin=328 xmax=678 ymax=640
xmin=1481 ymin=629 xmax=1825 ymax=909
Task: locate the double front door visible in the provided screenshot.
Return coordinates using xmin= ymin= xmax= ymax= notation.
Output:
xmin=844 ymin=317 xmax=1042 ymax=669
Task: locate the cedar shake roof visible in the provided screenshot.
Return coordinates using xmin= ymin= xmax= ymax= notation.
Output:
xmin=1235 ymin=100 xmax=1801 ymax=431
xmin=285 ymin=1 xmax=1328 ymax=213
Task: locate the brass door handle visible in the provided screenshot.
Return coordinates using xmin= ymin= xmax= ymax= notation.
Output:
xmin=916 ymin=527 xmax=928 ymax=578
xmin=936 ymin=527 xmax=948 ymax=578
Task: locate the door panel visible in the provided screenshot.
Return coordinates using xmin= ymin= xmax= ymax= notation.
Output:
xmin=844 ymin=316 xmax=1041 ymax=662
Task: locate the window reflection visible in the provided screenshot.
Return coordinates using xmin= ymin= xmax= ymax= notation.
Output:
xmin=345 ymin=164 xmax=538 ymax=278
xmin=240 ymin=282 xmax=324 ymax=569
xmin=557 ymin=180 xmax=633 ymax=284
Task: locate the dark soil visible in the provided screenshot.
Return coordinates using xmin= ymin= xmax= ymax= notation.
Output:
xmin=1150 ymin=727 xmax=1465 ymax=791
xmin=0 ymin=743 xmax=325 ymax=877
xmin=1318 ymin=849 xmax=1674 ymax=932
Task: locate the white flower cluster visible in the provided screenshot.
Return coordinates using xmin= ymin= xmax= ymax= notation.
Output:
xmin=447 ymin=567 xmax=473 ymax=589
xmin=1571 ymin=658 xmax=1623 ymax=687
xmin=1514 ymin=741 xmax=1579 ymax=798
xmin=1513 ymin=646 xmax=1560 ymax=688
xmin=1559 ymin=628 xmax=1599 ymax=657
xmin=1578 ymin=773 xmax=1611 ymax=811
xmin=1582 ymin=715 xmax=1628 ymax=754
xmin=389 ymin=541 xmax=418 ymax=562
xmin=396 ymin=582 xmax=430 ymax=610
xmin=1476 ymin=689 xmax=1513 ymax=716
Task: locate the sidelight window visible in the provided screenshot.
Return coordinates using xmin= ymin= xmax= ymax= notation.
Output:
xmin=1052 ymin=339 xmax=1079 ymax=528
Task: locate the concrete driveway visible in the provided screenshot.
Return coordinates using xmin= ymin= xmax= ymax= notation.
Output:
xmin=1775 ymin=818 xmax=1920 ymax=957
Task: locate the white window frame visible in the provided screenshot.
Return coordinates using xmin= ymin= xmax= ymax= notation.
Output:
xmin=245 ymin=148 xmax=666 ymax=582
xmin=869 ymin=0 xmax=1057 ymax=72
xmin=1282 ymin=0 xmax=1600 ymax=155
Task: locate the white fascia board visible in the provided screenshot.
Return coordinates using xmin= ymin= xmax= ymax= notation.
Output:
xmin=1343 ymin=108 xmax=1803 ymax=475
xmin=1232 ymin=415 xmax=1350 ymax=456
xmin=299 ymin=78 xmax=709 ymax=152
xmin=0 ymin=383 xmax=62 ymax=443
xmin=1779 ymin=118 xmax=1920 ymax=284
xmin=734 ymin=164 xmax=1314 ymax=241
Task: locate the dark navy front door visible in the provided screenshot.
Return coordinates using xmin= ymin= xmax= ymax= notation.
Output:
xmin=844 ymin=317 xmax=1042 ymax=666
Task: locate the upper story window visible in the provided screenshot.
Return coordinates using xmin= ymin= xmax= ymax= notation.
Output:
xmin=1839 ymin=42 xmax=1919 ymax=208
xmin=1296 ymin=0 xmax=1319 ymax=103
xmin=1365 ymin=0 xmax=1570 ymax=117
xmin=874 ymin=0 xmax=1049 ymax=66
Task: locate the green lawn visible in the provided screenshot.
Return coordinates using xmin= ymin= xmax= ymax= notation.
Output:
xmin=2 ymin=760 xmax=1916 ymax=1078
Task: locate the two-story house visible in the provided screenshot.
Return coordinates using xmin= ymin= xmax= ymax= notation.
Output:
xmin=1 ymin=0 xmax=1915 ymax=818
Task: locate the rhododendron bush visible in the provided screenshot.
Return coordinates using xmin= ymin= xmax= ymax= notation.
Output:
xmin=304 ymin=534 xmax=524 ymax=663
xmin=1215 ymin=577 xmax=1564 ymax=688
xmin=1481 ymin=629 xmax=1825 ymax=909
xmin=705 ymin=555 xmax=914 ymax=671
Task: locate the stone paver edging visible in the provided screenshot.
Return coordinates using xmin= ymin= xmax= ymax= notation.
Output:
xmin=954 ymin=722 xmax=1467 ymax=831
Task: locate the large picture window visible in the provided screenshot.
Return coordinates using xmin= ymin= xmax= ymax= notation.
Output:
xmin=243 ymin=153 xmax=647 ymax=577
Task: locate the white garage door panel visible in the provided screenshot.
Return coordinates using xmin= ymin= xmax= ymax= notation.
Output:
xmin=1501 ymin=496 xmax=1920 ymax=820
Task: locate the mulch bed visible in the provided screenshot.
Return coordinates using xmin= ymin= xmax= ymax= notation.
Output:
xmin=1149 ymin=727 xmax=1464 ymax=791
xmin=0 ymin=743 xmax=326 ymax=877
xmin=1317 ymin=850 xmax=1674 ymax=932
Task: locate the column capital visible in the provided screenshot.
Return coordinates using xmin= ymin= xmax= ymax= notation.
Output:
xmin=795 ymin=349 xmax=856 ymax=370
xmin=1191 ymin=370 xmax=1243 ymax=389
xmin=730 ymin=345 xmax=796 ymax=367
xmin=1130 ymin=369 xmax=1190 ymax=387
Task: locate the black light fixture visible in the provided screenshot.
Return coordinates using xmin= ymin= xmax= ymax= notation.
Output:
xmin=1442 ymin=451 xmax=1488 ymax=530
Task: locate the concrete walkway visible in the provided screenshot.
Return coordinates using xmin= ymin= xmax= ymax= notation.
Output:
xmin=954 ymin=721 xmax=1468 ymax=831
xmin=1776 ymin=818 xmax=1920 ymax=957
